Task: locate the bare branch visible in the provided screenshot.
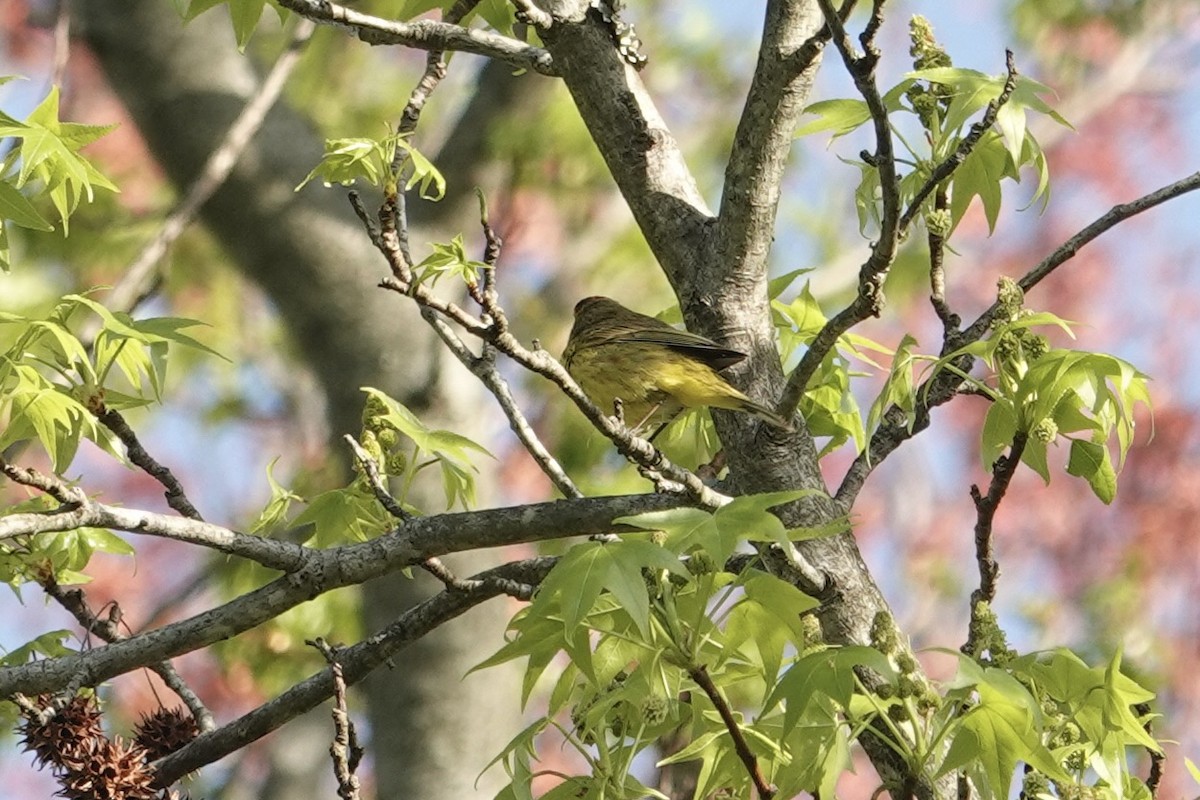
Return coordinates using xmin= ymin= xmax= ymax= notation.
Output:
xmin=778 ymin=0 xmax=901 ymax=418
xmin=390 ymin=0 xmax=481 ymax=173
xmin=1135 ymin=701 xmax=1164 ymax=799
xmin=274 ymin=0 xmax=556 ymax=76
xmin=40 ymin=576 xmax=215 ymax=732
xmin=837 ymin=169 xmax=1200 ymax=508
xmin=0 ymin=494 xmax=693 ymax=698
xmin=0 ymin=457 xmax=87 ymax=506
xmin=511 ymin=0 xmax=553 ymax=29
xmin=964 ymin=432 xmax=1026 ymax=640
xmin=966 ymin=168 xmax=1200 ymax=340
xmin=689 ymin=663 xmax=775 ymax=799
xmin=309 ymin=639 xmax=363 ymax=800
xmin=152 ymin=558 xmax=557 ymax=785
xmin=98 ymin=18 xmax=316 ymax=320
xmin=98 ymin=408 xmax=203 ymax=520
xmin=0 ymin=501 xmax=308 ymax=571
xmin=927 ymin=189 xmax=959 ymax=336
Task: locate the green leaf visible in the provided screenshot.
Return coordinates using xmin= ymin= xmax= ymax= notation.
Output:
xmin=413 ymin=233 xmax=491 ymax=287
xmin=714 ymin=490 xmax=816 ymax=554
xmin=795 ymin=99 xmax=871 ymax=139
xmin=290 ymin=486 xmax=392 ymax=544
xmin=764 ymin=646 xmax=894 ymax=736
xmin=533 ymin=540 xmax=687 ymax=637
xmin=768 ymin=267 xmax=814 ymax=300
xmin=396 ymin=0 xmax=446 ymax=19
xmin=361 ymin=387 xmax=492 ymax=509
xmin=0 ymin=630 xmax=76 ymax=665
xmin=0 ymin=179 xmax=53 ymax=231
xmin=1066 ymin=439 xmax=1117 ymax=504
xmin=938 ymin=663 xmax=1068 ymax=797
xmin=79 ymin=528 xmax=135 ymax=557
xmin=0 ymin=88 xmax=116 ymax=233
xmin=475 ymin=0 xmax=517 ymax=34
xmin=229 ymin=0 xmax=266 ymax=49
xmin=250 ymin=459 xmax=304 ymax=534
xmin=867 ymin=334 xmax=918 ymax=435
xmin=728 ymin=572 xmax=819 ymax=681
xmin=296 ymin=137 xmax=388 ymax=190
xmin=949 ymin=130 xmax=1008 ymax=231
xmin=616 ymin=506 xmax=719 ymax=557
xmin=395 ymin=136 xmax=446 ymax=200
xmin=1185 ymin=757 xmax=1200 ymax=786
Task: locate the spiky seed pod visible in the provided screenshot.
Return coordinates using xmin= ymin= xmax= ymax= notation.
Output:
xmin=134 ymin=707 xmax=199 ymax=761
xmin=56 ymin=735 xmax=158 ymax=800
xmin=19 ymin=694 xmax=106 ymax=770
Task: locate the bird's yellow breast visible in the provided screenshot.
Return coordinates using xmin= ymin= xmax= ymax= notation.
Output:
xmin=566 ymin=341 xmax=751 ymax=428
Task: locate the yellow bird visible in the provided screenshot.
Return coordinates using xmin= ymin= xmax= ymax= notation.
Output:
xmin=561 ymin=296 xmax=793 ymax=435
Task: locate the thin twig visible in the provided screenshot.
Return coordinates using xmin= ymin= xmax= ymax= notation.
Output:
xmin=274 ymin=0 xmax=556 ymax=76
xmin=0 ymin=456 xmax=87 ymax=506
xmin=393 ymin=0 xmax=480 ymax=151
xmin=309 ymin=639 xmax=363 ymax=800
xmin=1134 ymin=702 xmax=1163 ymax=798
xmin=40 ymin=575 xmax=216 ymax=732
xmin=419 ymin=556 xmax=476 ymax=591
xmin=511 ymin=0 xmax=553 ymax=29
xmin=779 ymin=0 xmax=901 ymax=418
xmin=927 ymin=189 xmax=959 ymax=337
xmin=51 ymin=0 xmax=70 ymax=87
xmin=97 ymin=408 xmax=203 ymax=520
xmin=898 ymin=50 xmax=1019 ymax=232
xmin=98 ymin=19 xmax=316 ymax=322
xmin=152 ymin=557 xmax=557 ymax=785
xmin=966 ymin=168 xmax=1200 ymax=341
xmin=365 ymin=195 xmax=727 ymax=508
xmin=0 ymin=498 xmax=309 ymax=571
xmin=689 ymin=664 xmax=775 ymax=799
xmin=343 ymin=435 xmax=412 ymax=520
xmin=837 ymin=169 xmax=1200 ymax=509
xmin=961 ymin=432 xmax=1026 ymax=656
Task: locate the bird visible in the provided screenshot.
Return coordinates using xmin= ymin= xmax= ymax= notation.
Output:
xmin=560 ymin=295 xmax=793 ymax=437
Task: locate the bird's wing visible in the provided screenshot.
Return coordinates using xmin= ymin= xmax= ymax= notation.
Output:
xmin=608 ymin=326 xmax=747 ymax=371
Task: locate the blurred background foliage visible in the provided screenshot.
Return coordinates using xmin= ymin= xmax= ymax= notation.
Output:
xmin=1 ymin=0 xmax=1198 ymax=796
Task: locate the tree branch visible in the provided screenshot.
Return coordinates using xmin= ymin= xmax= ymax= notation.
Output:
xmin=713 ymin=0 xmax=829 ymax=295
xmin=273 ymin=0 xmax=556 ymax=76
xmin=0 ymin=497 xmax=309 ymax=572
xmin=96 ymin=18 xmax=316 ymax=321
xmin=39 ymin=576 xmax=216 ymax=732
xmin=308 ymin=638 xmax=363 ymax=800
xmin=837 ymin=170 xmax=1200 ymax=509
xmin=98 ymin=407 xmax=204 ymax=520
xmin=965 ymin=169 xmax=1200 ymax=341
xmin=689 ymin=664 xmax=775 ymax=799
xmin=535 ymin=1 xmax=713 ymax=290
xmin=898 ymin=50 xmax=1018 ymax=232
xmin=965 ymin=432 xmax=1026 ymax=629
xmin=0 ymin=493 xmax=693 ymax=698
xmin=151 ymin=558 xmax=557 ymax=785
xmin=778 ymin=0 xmax=901 ymax=418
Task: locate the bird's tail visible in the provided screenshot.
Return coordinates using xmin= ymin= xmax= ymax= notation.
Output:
xmin=740 ymin=399 xmax=794 ymax=432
